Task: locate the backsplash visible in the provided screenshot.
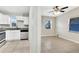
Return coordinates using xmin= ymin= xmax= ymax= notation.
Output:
xmin=0 ymin=24 xmax=10 ymax=28
xmin=0 ymin=24 xmax=28 ymax=29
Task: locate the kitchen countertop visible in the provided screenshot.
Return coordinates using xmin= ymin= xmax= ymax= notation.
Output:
xmin=0 ymin=28 xmax=6 ymax=32
xmin=5 ymin=28 xmax=28 ymax=30
xmin=0 ymin=28 xmax=28 ymax=32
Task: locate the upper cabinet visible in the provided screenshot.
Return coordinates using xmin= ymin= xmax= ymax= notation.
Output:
xmin=24 ymin=17 xmax=29 ymax=25
xmin=0 ymin=13 xmax=29 ymax=26
xmin=16 ymin=16 xmax=29 ymax=25
xmin=0 ymin=13 xmax=10 ymax=24
xmin=3 ymin=15 xmax=10 ymax=24
xmin=0 ymin=13 xmax=3 ymax=24
xmin=16 ymin=16 xmax=24 ymax=21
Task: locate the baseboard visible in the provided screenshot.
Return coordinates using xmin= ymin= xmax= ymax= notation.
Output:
xmin=58 ymin=34 xmax=79 ymax=44
xmin=41 ymin=34 xmax=57 ymax=37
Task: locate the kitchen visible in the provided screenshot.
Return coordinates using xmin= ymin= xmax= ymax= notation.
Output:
xmin=0 ymin=6 xmax=30 ymax=53
xmin=6 ymin=16 xmax=29 ymax=40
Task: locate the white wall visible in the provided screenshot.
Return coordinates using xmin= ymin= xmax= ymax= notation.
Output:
xmin=29 ymin=7 xmax=41 ymax=53
xmin=56 ymin=7 xmax=79 ymax=43
xmin=41 ymin=16 xmax=56 ymax=36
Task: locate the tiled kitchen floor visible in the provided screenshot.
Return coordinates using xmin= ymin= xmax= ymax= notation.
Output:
xmin=0 ymin=40 xmax=30 ymax=53
xmin=41 ymin=36 xmax=79 ymax=53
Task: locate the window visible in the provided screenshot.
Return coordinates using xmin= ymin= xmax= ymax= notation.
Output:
xmin=10 ymin=16 xmax=16 ymax=27
xmin=69 ymin=17 xmax=79 ymax=32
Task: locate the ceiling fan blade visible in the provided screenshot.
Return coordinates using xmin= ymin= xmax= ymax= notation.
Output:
xmin=60 ymin=11 xmax=65 ymax=12
xmin=61 ymin=6 xmax=68 ymax=9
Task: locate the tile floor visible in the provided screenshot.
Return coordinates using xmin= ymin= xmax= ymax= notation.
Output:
xmin=0 ymin=40 xmax=30 ymax=53
xmin=41 ymin=36 xmax=79 ymax=53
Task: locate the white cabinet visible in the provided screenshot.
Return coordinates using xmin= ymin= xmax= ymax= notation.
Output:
xmin=0 ymin=13 xmax=10 ymax=24
xmin=0 ymin=13 xmax=4 ymax=24
xmin=6 ymin=30 xmax=20 ymax=40
xmin=16 ymin=16 xmax=24 ymax=21
xmin=24 ymin=17 xmax=29 ymax=25
xmin=16 ymin=16 xmax=29 ymax=25
xmin=3 ymin=15 xmax=10 ymax=24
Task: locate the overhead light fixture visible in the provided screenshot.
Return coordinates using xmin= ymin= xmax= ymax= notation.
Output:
xmin=48 ymin=11 xmax=60 ymax=16
xmin=49 ymin=6 xmax=68 ymax=16
xmin=53 ymin=11 xmax=61 ymax=16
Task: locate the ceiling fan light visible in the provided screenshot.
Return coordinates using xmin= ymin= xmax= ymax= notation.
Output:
xmin=53 ymin=11 xmax=60 ymax=15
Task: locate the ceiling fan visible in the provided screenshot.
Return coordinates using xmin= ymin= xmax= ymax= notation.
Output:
xmin=49 ymin=6 xmax=68 ymax=13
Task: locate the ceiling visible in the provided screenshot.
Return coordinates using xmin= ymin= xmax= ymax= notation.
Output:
xmin=0 ymin=6 xmax=78 ymax=17
xmin=0 ymin=6 xmax=30 ymax=16
xmin=41 ymin=6 xmax=78 ymax=17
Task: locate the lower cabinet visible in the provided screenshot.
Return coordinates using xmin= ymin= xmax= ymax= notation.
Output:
xmin=6 ymin=30 xmax=20 ymax=40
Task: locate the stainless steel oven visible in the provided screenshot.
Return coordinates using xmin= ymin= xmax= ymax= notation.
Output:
xmin=20 ymin=29 xmax=28 ymax=40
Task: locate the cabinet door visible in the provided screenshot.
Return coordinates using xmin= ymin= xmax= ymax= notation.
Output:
xmin=16 ymin=16 xmax=24 ymax=21
xmin=0 ymin=13 xmax=4 ymax=24
xmin=24 ymin=17 xmax=29 ymax=25
xmin=6 ymin=30 xmax=20 ymax=40
xmin=3 ymin=15 xmax=10 ymax=24
xmin=0 ymin=14 xmax=10 ymax=24
xmin=6 ymin=15 xmax=10 ymax=24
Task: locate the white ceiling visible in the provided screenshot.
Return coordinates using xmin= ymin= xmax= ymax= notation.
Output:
xmin=0 ymin=6 xmax=30 ymax=16
xmin=0 ymin=6 xmax=78 ymax=17
xmin=41 ymin=6 xmax=78 ymax=17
